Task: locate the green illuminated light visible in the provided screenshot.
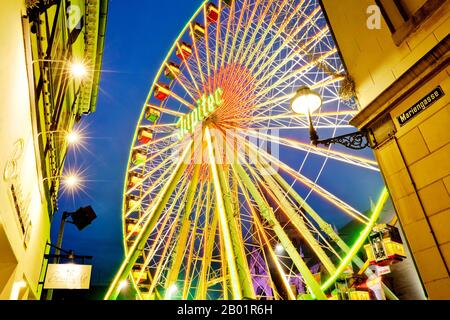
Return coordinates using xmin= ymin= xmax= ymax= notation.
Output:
xmin=176 ymin=88 xmax=223 ymax=138
xmin=320 ymin=187 xmax=389 ymax=292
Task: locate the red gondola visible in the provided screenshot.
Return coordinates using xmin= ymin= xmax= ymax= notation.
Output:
xmin=176 ymin=42 xmax=192 ymax=60
xmin=207 ymin=3 xmax=219 ymax=23
xmin=138 ymin=128 xmax=154 ymax=144
xmin=154 ymin=83 xmax=170 ymax=101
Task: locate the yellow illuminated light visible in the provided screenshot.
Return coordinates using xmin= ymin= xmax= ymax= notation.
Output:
xmin=118 ymin=280 xmax=128 ymax=291
xmin=176 ymin=88 xmax=224 ymax=139
xmin=64 ymin=175 xmax=80 ymax=188
xmin=70 ymin=62 xmax=88 ymax=79
xmin=165 ymin=284 xmax=178 ymax=299
xmin=66 ymin=131 xmax=81 ymax=144
xmin=291 ymin=86 xmax=322 ymax=115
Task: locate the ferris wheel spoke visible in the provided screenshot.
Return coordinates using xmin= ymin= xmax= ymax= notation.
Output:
xmin=231 ymin=157 xmax=327 ymax=300
xmin=236 ymin=170 xmax=311 ymax=300
xmin=182 ymin=189 xmax=206 ymax=300
xmin=231 ymin=110 xmax=356 ymax=124
xmin=164 ymin=165 xmax=202 ymax=295
xmin=233 ymin=0 xmax=264 ymax=65
xmin=188 ymin=24 xmax=207 ymax=91
xmin=246 ymin=0 xmax=305 ymax=77
xmin=237 ymin=0 xmax=273 ymax=67
xmin=206 ymin=126 xmax=255 ymax=300
xmin=195 ymin=182 xmax=217 ymax=299
xmin=239 ymin=155 xmax=337 ymax=275
xmin=132 ymin=183 xmax=187 ymax=286
xmin=219 ymin=1 xmax=235 ymax=71
xmin=182 ymin=189 xmax=207 ymax=299
xmin=253 ymin=19 xmax=327 ymax=85
xmin=231 ymin=132 xmax=370 ymax=224
xmin=175 ymin=42 xmax=202 ymax=95
xmin=202 ymin=6 xmax=214 ymax=92
xmin=237 ymin=128 xmax=379 ymax=171
xmin=212 ymin=1 xmax=223 ymax=89
xmin=226 ymin=0 xmax=249 ymax=66
xmin=241 ymin=0 xmax=289 ymax=70
xmin=164 ymin=62 xmax=198 ymax=102
xmin=156 ymin=83 xmax=197 ymax=110
xmin=254 ymin=48 xmax=338 ymax=101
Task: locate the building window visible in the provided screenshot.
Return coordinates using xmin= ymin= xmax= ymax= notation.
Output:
xmin=375 ymin=0 xmax=445 ymax=45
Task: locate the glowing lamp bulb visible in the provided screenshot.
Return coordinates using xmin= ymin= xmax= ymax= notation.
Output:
xmin=118 ymin=280 xmax=128 ymax=291
xmin=64 ymin=175 xmax=79 ymax=188
xmin=290 ymin=86 xmax=323 ymax=115
xmin=166 ymin=284 xmax=178 ymax=299
xmin=66 ymin=131 xmax=80 ymax=144
xmin=70 ymin=62 xmax=87 ymax=78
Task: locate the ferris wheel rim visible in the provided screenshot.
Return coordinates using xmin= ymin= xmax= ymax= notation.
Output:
xmin=114 ymin=0 xmax=386 ymax=301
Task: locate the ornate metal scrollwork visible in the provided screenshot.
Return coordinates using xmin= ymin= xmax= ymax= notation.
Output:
xmin=312 ymin=130 xmax=371 ymax=150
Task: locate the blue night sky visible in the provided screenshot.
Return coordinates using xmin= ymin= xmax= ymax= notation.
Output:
xmin=54 ymin=0 xmax=384 ymax=286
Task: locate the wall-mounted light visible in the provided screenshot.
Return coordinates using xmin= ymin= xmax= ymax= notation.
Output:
xmin=290 ymin=86 xmax=323 ymax=115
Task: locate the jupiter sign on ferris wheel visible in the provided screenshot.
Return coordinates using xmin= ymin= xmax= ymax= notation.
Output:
xmin=105 ymin=0 xmax=394 ymax=300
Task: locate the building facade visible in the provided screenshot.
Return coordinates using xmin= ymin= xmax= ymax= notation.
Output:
xmin=0 ymin=0 xmax=107 ymax=300
xmin=321 ymin=0 xmax=449 ymax=299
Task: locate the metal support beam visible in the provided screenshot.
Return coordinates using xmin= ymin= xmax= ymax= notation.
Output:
xmin=259 ymin=171 xmax=337 ymax=275
xmin=271 ymin=172 xmax=398 ymax=300
xmin=205 ymin=127 xmax=255 ymax=300
xmin=232 ymin=162 xmax=327 ymax=300
xmin=164 ymin=165 xmax=201 ymax=292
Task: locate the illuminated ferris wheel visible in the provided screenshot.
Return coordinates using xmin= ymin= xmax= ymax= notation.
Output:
xmin=106 ymin=0 xmax=405 ymax=300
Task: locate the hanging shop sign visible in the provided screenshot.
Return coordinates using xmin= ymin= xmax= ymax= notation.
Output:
xmin=44 ymin=264 xmax=92 ymax=290
xmin=397 ymin=86 xmax=445 ymax=126
xmin=176 ymin=88 xmax=224 ymax=139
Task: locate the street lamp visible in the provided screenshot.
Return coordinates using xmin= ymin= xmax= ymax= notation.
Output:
xmin=65 ymin=131 xmax=81 ymax=145
xmin=70 ymin=62 xmax=88 ymax=79
xmin=63 ymin=175 xmax=80 ymax=188
xmin=43 ymin=174 xmax=81 ymax=189
xmin=290 ymin=86 xmax=371 ymax=150
xmin=32 ymin=59 xmax=88 ymax=79
xmin=290 ymin=86 xmax=323 ymax=115
xmin=37 ymin=129 xmax=82 ymax=145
